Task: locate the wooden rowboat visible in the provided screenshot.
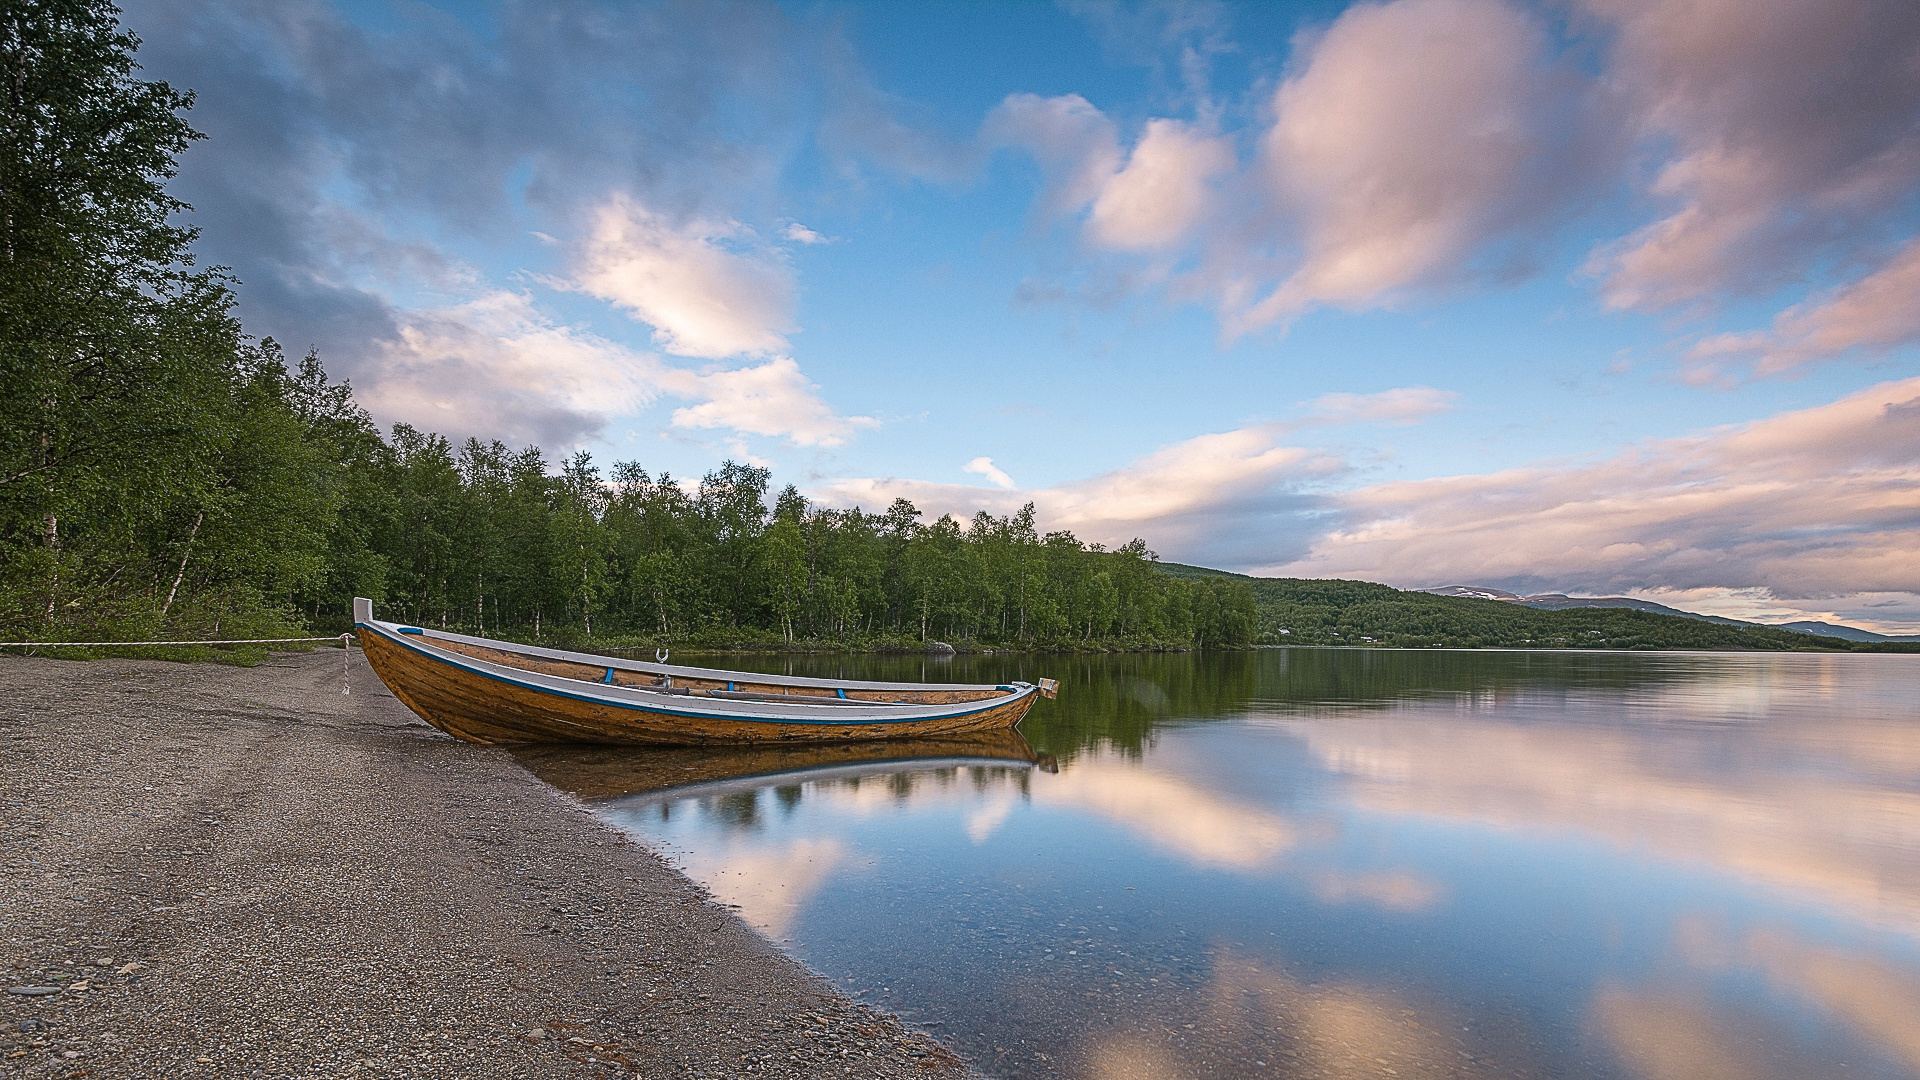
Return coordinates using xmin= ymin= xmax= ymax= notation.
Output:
xmin=353 ymin=598 xmax=1055 ymax=746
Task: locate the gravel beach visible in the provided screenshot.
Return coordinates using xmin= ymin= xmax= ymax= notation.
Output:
xmin=0 ymin=648 xmax=972 ymax=1079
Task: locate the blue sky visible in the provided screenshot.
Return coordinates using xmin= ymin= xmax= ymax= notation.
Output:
xmin=123 ymin=0 xmax=1920 ymax=630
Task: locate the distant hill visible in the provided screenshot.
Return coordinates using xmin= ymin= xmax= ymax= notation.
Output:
xmin=1422 ymin=585 xmax=1751 ymax=626
xmin=1777 ymin=620 xmax=1920 ymax=643
xmin=1151 ymin=565 xmax=1920 ymax=652
xmin=1156 ymin=562 xmax=1254 ymax=581
xmin=1422 ymin=585 xmax=1920 ymax=642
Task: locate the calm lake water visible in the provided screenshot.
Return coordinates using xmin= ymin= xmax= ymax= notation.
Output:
xmin=516 ymin=648 xmax=1920 ymax=1080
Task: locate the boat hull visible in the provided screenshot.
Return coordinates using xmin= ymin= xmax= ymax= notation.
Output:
xmin=356 ymin=620 xmax=1037 ymax=747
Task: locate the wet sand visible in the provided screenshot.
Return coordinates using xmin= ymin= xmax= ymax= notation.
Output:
xmin=0 ymin=649 xmax=971 ymax=1079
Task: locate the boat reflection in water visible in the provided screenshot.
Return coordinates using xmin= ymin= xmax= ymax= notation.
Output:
xmin=514 ymin=728 xmax=1054 ymax=806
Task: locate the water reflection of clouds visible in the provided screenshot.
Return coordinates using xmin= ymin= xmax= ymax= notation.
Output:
xmin=586 ymin=653 xmax=1920 ymax=1080
xmin=676 ymin=835 xmax=849 ymax=939
xmin=697 ymin=752 xmax=1305 ymax=872
xmin=1591 ymin=925 xmax=1920 ymax=1080
xmin=655 ymin=748 xmax=1444 ymax=933
xmin=1280 ymin=707 xmax=1920 ymax=936
xmin=1661 ymin=916 xmax=1920 ymax=1077
xmin=1083 ymin=949 xmax=1492 ymax=1080
xmin=1305 ymin=868 xmax=1443 ymax=911
xmin=1747 ymin=926 xmax=1920 ymax=1074
xmin=965 ymin=791 xmax=1019 ymax=843
xmin=1591 ymin=989 xmax=1779 ymax=1080
xmin=1033 ymin=757 xmax=1299 ymax=869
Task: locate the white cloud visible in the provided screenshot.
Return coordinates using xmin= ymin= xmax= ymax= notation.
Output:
xmin=1234 ymin=0 xmax=1593 ymax=330
xmin=353 ymin=291 xmax=666 ymax=448
xmin=1301 ymin=386 xmax=1460 ymax=426
xmin=347 ymin=291 xmax=870 ymax=452
xmin=1581 ymin=0 xmax=1920 ymax=312
xmin=668 ymin=356 xmax=879 ymax=448
xmin=992 ymin=0 xmax=1607 ymax=334
xmin=963 ymin=456 xmax=1017 ymax=489
xmin=780 ymin=222 xmax=828 ymax=244
xmin=988 ymin=0 xmax=1920 ymax=366
xmin=1086 ymin=118 xmax=1233 ymax=250
xmin=1264 ymin=376 xmax=1920 ymax=627
xmin=983 ymin=93 xmax=1122 ymax=222
xmin=1687 ymin=237 xmax=1920 ymax=382
xmin=572 ymin=193 xmax=795 ymax=360
xmin=988 ymin=96 xmax=1230 ymax=252
xmin=820 ymin=380 xmax=1917 ymax=632
xmin=814 ymin=425 xmax=1341 ymax=562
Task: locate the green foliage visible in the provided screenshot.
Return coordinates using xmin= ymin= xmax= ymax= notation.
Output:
xmin=0 ymin=2 xmax=332 ymax=649
xmin=311 ymin=442 xmax=1257 ymax=651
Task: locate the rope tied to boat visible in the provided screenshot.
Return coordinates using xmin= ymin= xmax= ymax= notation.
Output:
xmin=0 ymin=634 xmax=358 ymax=695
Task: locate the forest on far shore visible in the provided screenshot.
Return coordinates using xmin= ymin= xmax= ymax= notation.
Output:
xmin=1157 ymin=565 xmax=1919 ymax=653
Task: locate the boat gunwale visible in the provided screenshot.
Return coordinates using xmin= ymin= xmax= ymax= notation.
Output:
xmin=356 ymin=619 xmax=1036 ymax=727
xmin=386 ymin=621 xmax=1012 ymax=693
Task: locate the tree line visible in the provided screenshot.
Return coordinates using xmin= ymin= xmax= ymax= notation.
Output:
xmin=296 ymin=397 xmax=1255 ymax=649
xmin=0 ymin=1 xmax=1253 ymax=652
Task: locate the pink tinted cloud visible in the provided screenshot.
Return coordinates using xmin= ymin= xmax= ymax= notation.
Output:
xmin=352 ymin=291 xmax=872 ymax=452
xmin=1688 ymin=237 xmax=1920 ymax=381
xmin=667 ymin=356 xmax=878 ymax=448
xmin=1266 ymin=377 xmax=1920 ymax=611
xmin=1301 ymin=386 xmax=1460 ymax=426
xmin=983 ymin=93 xmax=1122 ymax=223
xmin=571 ymin=193 xmax=795 ymax=360
xmin=1087 ymin=118 xmax=1234 ymax=250
xmin=991 ymin=0 xmax=1607 ymax=333
xmin=994 ymin=0 xmax=1920 ymax=369
xmin=812 ymin=425 xmax=1343 ymax=558
xmin=988 ymin=95 xmax=1230 ymax=252
xmin=1581 ymin=0 xmax=1920 ymax=311
xmin=1236 ymin=0 xmax=1599 ymax=329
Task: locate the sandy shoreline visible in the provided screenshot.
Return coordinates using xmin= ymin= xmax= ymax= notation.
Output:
xmin=0 ymin=649 xmax=971 ymax=1079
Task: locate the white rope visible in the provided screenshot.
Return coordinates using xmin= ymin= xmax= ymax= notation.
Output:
xmin=0 ymin=634 xmax=359 ymax=695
